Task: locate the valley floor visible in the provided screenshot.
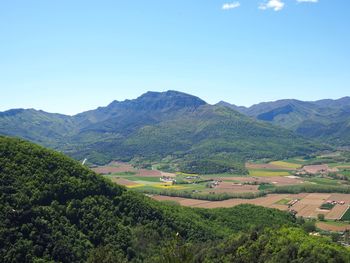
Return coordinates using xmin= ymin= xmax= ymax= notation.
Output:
xmin=93 ymin=153 xmax=350 ymax=231
xmin=153 ymin=193 xmax=350 ymax=232
xmin=152 ymin=193 xmax=349 ymax=219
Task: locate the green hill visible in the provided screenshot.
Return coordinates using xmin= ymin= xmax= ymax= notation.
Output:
xmin=0 ymin=136 xmax=349 ymax=262
xmin=0 ymin=91 xmax=326 ymax=174
xmin=0 ymin=109 xmax=77 ymax=148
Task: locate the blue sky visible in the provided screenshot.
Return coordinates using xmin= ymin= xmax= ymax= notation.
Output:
xmin=0 ymin=0 xmax=349 ymax=115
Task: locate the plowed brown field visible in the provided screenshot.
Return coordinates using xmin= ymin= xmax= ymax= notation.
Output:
xmin=152 ymin=193 xmax=350 ymax=220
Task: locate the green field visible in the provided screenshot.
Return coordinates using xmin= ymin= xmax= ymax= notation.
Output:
xmin=123 ymin=176 xmax=160 ymax=182
xmin=340 ymin=170 xmax=350 ymax=179
xmin=283 ymin=155 xmax=350 ymax=167
xmin=275 ymin=198 xmax=292 ymax=205
xmin=320 ymin=203 xmax=336 ymax=210
xmin=305 ymin=177 xmax=341 ymax=186
xmin=117 ymin=171 xmax=137 ymax=175
xmin=323 ymin=221 xmax=350 ymax=227
xmin=341 ymin=208 xmax=350 ymax=221
xmin=258 ymin=183 xmax=275 ymax=191
xmin=283 ymin=157 xmax=309 ymax=164
xmin=329 ymin=162 xmax=350 ymax=168
xmin=270 ymin=161 xmax=301 ymax=169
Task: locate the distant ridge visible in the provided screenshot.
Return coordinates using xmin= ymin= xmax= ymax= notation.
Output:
xmin=218 ymin=96 xmax=350 ymax=145
xmin=216 ymin=101 xmax=248 ymax=114
xmin=0 ymin=90 xmax=328 ymax=173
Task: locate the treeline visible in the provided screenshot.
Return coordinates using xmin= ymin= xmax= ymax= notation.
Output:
xmin=272 ymin=184 xmax=350 ymax=194
xmin=1 ymin=136 xmax=349 ymax=263
xmin=139 ymin=189 xmax=267 ymax=201
xmin=179 ymin=157 xmax=248 ymax=174
xmin=175 ymin=179 xmax=213 ymax=185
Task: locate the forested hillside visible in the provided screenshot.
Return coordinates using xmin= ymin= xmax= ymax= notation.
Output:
xmin=219 ymin=97 xmax=350 ymax=146
xmin=0 ymin=91 xmax=325 ymax=174
xmin=0 ymin=136 xmax=349 ymax=262
xmin=0 ymin=109 xmax=76 ymax=147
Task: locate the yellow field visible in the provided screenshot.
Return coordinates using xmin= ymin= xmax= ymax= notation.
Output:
xmin=126 ymin=184 xmax=145 ymax=188
xmin=153 ymin=183 xmax=186 ymax=189
xmin=270 ymin=161 xmax=301 ymax=169
xmin=128 ymin=180 xmax=187 ymax=189
xmin=249 ymin=170 xmax=290 ymax=177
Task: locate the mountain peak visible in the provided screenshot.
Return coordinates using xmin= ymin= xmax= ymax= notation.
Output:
xmin=138 ymin=90 xmax=205 ymax=101
xmin=107 ymin=90 xmax=207 ymax=111
xmin=74 ymin=90 xmax=207 ymax=126
xmin=130 ymin=90 xmax=207 ymax=111
xmin=216 ymin=101 xmax=248 ymax=114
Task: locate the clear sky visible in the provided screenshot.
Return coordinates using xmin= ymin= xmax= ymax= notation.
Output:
xmin=1 ymin=0 xmax=349 ymax=115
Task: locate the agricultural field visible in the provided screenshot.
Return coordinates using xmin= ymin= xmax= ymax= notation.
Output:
xmin=248 ymin=170 xmax=291 ymax=177
xmin=316 ymin=221 xmax=350 ymax=232
xmin=94 ymin=154 xmax=350 ymax=193
xmin=152 ymin=193 xmax=350 ymax=221
xmin=269 ymin=161 xmax=302 ymax=169
xmin=93 ymin=161 xmax=304 ymax=199
xmin=92 ymin=151 xmax=350 ymax=222
xmin=341 ymin=207 xmax=350 ymax=221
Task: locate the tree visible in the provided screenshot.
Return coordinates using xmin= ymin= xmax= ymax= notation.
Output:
xmin=318 ymin=214 xmax=325 ymax=221
xmin=302 ymin=221 xmax=316 ymax=233
xmin=331 ymin=232 xmax=341 ymax=242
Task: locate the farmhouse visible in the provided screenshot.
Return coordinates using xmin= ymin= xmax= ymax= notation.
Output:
xmin=160 ymin=176 xmax=176 ymax=184
xmin=208 ymin=180 xmax=220 ymax=188
xmin=325 ymin=200 xmax=346 ymax=205
xmin=185 ymin=175 xmax=200 ymax=180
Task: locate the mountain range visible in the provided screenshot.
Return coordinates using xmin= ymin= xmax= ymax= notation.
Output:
xmin=0 ymin=90 xmax=338 ymax=174
xmin=218 ymin=96 xmax=350 ymax=146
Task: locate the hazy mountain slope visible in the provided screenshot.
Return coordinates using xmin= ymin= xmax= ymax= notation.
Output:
xmin=295 ymin=106 xmax=350 ymax=145
xmin=117 ymin=105 xmax=321 ymax=173
xmin=0 ymin=91 xmax=326 ymax=173
xmin=68 ymin=91 xmax=206 ymax=144
xmin=1 ymin=136 xmax=349 ymax=262
xmin=74 ymin=90 xmax=206 ymax=127
xmin=66 ymin=92 xmax=324 ymax=173
xmin=219 ymin=97 xmax=350 ymax=145
xmin=313 ymin=97 xmax=350 ymax=108
xmin=216 ymin=101 xmax=249 ymax=114
xmin=0 ymin=109 xmax=76 ymax=147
